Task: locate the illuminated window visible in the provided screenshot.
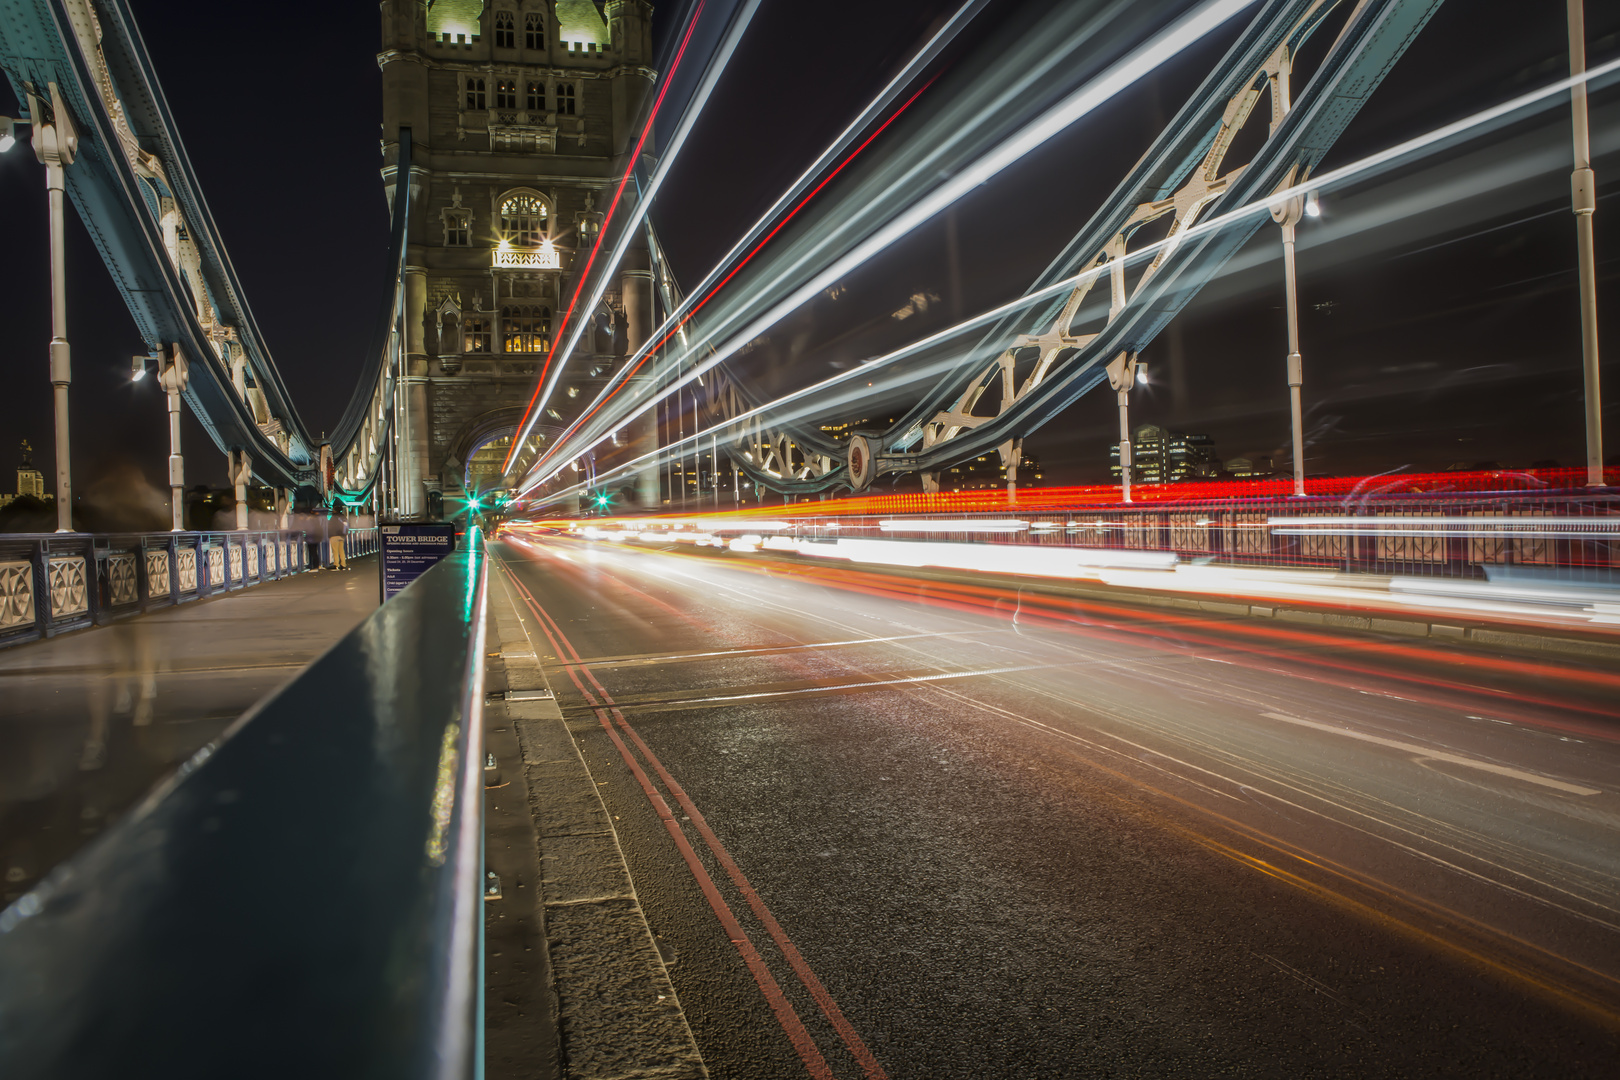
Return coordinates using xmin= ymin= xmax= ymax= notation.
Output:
xmin=526 ymin=81 xmax=545 ymax=111
xmin=494 ymin=11 xmax=515 ymax=48
xmin=557 ymin=83 xmax=576 ymax=116
xmin=502 ymin=305 xmax=551 ymax=353
xmin=463 ymin=317 xmax=491 ymax=353
xmin=443 ymin=209 xmax=470 ymax=246
xmin=495 ymin=79 xmax=517 ymax=109
xmin=499 ymin=194 xmax=548 ymax=246
xmin=464 ymin=77 xmax=486 ymax=110
xmin=525 ymin=12 xmax=544 ymax=49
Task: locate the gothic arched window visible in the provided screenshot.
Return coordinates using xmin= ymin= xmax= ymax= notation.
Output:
xmin=464 ymin=77 xmax=486 ymax=111
xmin=495 ymin=78 xmax=517 ymax=109
xmin=557 ymin=83 xmax=577 ymax=115
xmin=526 ymin=81 xmax=545 ymax=112
xmin=502 ymin=305 xmax=552 ymax=353
xmin=525 ymin=12 xmax=545 ymax=50
xmin=499 ymin=195 xmax=548 ymax=246
xmin=494 ymin=11 xmax=516 ymax=48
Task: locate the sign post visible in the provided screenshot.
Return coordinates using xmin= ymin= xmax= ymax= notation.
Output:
xmin=378 ymin=523 xmax=457 ymax=602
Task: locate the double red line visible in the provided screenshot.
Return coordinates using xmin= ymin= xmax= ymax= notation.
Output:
xmin=497 ymin=555 xmax=887 ymax=1079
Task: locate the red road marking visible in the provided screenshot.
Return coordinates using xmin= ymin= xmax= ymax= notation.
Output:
xmin=498 ymin=557 xmax=887 ymax=1078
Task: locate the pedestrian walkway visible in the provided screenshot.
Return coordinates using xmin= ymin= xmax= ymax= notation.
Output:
xmin=0 ymin=557 xmax=378 ymax=905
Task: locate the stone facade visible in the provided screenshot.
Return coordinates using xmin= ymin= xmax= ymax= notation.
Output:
xmin=379 ymin=0 xmax=659 ymax=516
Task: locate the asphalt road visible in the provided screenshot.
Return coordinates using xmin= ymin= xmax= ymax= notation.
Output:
xmin=494 ymin=532 xmax=1620 ymax=1079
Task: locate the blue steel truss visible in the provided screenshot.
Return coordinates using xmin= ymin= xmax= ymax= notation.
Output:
xmin=0 ymin=0 xmax=408 ymax=496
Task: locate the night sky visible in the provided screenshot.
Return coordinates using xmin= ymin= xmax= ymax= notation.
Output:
xmin=0 ymin=0 xmax=1615 ymax=516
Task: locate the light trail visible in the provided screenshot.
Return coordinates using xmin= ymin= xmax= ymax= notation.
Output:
xmin=523 ymin=0 xmax=1258 ymax=490
xmin=521 ymin=0 xmax=996 ymax=482
xmin=504 ymin=0 xmax=763 ymax=471
xmin=528 ymin=73 xmax=942 ymax=481
xmin=519 ymin=51 xmax=1620 ymax=504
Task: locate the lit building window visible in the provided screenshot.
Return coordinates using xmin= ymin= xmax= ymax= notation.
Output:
xmin=464 ymin=317 xmax=492 ymax=353
xmin=557 ymin=83 xmax=577 ymax=116
xmin=526 ymin=81 xmax=545 ymax=111
xmin=495 ymin=78 xmax=517 ymax=109
xmin=494 ymin=11 xmax=516 ymax=48
xmin=499 ymin=194 xmax=548 ymax=246
xmin=443 ymin=209 xmax=470 ymax=246
xmin=464 ymin=77 xmax=486 ymax=110
xmin=525 ymin=12 xmax=545 ymax=50
xmin=502 ymin=305 xmax=552 ymax=353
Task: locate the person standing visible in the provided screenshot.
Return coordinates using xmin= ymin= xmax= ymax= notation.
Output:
xmin=330 ymin=510 xmax=349 ymax=570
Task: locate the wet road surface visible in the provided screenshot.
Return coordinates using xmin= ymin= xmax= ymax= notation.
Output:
xmin=494 ymin=532 xmax=1620 ymax=1079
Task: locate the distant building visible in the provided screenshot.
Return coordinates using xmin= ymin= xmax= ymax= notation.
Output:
xmin=0 ymin=440 xmax=48 ymax=509
xmin=1224 ymin=455 xmax=1274 ymax=478
xmin=943 ymin=452 xmax=1043 ymax=491
xmin=1110 ymin=425 xmax=1218 ymax=483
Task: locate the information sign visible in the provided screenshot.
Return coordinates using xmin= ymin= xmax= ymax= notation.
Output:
xmin=379 ymin=524 xmax=458 ymax=602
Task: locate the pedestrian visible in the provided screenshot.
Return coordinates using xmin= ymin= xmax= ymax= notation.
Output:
xmin=331 ymin=512 xmax=349 ymax=570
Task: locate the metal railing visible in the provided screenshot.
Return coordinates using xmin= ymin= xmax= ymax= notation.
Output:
xmin=0 ymin=536 xmax=490 ymax=1078
xmin=0 ymin=530 xmax=308 ymax=649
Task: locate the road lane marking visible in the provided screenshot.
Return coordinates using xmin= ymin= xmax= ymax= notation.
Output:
xmin=499 ymin=556 xmax=888 ymax=1079
xmin=1260 ymin=713 xmax=1601 ymax=796
xmin=562 ymin=629 xmax=1009 ymax=668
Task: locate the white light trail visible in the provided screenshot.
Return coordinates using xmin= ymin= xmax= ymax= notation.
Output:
xmin=510 ymin=0 xmax=764 ymax=457
xmin=878 ymin=519 xmax=1030 ymax=533
xmin=524 ymin=51 xmax=1620 ymax=506
xmin=1269 ymin=516 xmax=1620 ymax=538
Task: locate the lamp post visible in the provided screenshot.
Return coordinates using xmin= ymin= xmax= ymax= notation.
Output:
xmin=157 ymin=345 xmax=190 ymax=531
xmin=26 ymin=85 xmax=79 ymax=531
xmin=1106 ymin=350 xmax=1138 ymax=503
xmin=1271 ymin=190 xmax=1318 ymax=497
xmin=1569 ymin=0 xmax=1604 ymax=485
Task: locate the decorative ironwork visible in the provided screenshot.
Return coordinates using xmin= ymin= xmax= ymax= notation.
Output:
xmin=0 ymin=562 xmax=34 ymax=629
xmin=147 ymin=550 xmax=171 ymax=597
xmin=178 ymin=548 xmax=199 ymax=592
xmin=107 ymin=553 xmax=138 ymax=606
xmin=246 ymin=542 xmax=260 ymax=579
xmin=494 ymin=247 xmax=559 ymax=270
xmin=48 ymin=557 xmax=88 ymax=617
xmin=225 ymin=544 xmax=241 ymax=585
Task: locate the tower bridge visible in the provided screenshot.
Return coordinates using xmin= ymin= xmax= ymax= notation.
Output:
xmin=0 ymin=2 xmax=1617 ymax=1077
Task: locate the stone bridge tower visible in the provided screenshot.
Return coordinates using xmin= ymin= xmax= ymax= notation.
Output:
xmin=379 ymin=0 xmax=658 ymax=518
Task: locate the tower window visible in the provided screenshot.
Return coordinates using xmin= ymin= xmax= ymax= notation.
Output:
xmin=494 ymin=11 xmax=516 ymax=48
xmin=525 ymin=12 xmax=545 ymax=50
xmin=443 ymin=209 xmax=470 ymax=247
xmin=502 ymin=305 xmax=551 ymax=354
xmin=499 ymin=194 xmax=548 ymax=246
xmin=463 ymin=317 xmax=491 ymax=353
xmin=526 ymin=81 xmax=545 ymax=112
xmin=495 ymin=79 xmax=517 ymax=110
xmin=557 ymin=83 xmax=577 ymax=116
xmin=464 ymin=77 xmax=486 ymax=111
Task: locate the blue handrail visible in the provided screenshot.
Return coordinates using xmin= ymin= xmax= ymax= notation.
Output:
xmin=0 ymin=535 xmax=489 ymax=1079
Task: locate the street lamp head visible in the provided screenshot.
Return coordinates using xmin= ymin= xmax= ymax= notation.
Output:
xmin=131 ymin=355 xmax=148 ymax=381
xmin=1304 ymin=191 xmax=1322 ymax=218
xmin=0 ymin=117 xmax=15 ymax=153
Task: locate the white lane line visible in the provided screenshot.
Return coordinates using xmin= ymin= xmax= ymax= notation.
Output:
xmin=635 ymin=664 xmax=1048 ymax=708
xmin=1260 ymin=712 xmax=1602 ymax=797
